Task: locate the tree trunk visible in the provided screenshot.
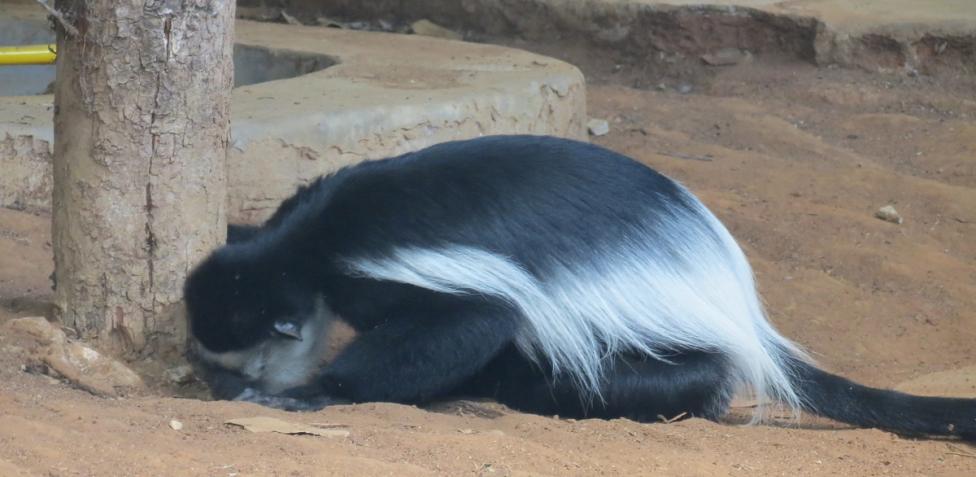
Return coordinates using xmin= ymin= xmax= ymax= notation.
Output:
xmin=52 ymin=0 xmax=235 ymax=355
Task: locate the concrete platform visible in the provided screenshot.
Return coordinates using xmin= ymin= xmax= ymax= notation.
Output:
xmin=227 ymin=21 xmax=585 ymax=222
xmin=0 ymin=6 xmax=586 ymax=222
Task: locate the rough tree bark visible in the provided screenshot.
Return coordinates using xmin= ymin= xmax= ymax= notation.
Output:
xmin=52 ymin=0 xmax=235 ymax=355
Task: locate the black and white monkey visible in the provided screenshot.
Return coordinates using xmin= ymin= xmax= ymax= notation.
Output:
xmin=185 ymin=135 xmax=975 ymax=441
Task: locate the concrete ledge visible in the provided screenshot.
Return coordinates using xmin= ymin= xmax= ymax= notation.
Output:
xmin=0 ymin=15 xmax=586 ymax=222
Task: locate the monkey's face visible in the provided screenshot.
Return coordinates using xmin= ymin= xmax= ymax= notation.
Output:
xmin=184 ymin=252 xmax=333 ymax=397
xmin=187 ymin=296 xmax=333 ymax=397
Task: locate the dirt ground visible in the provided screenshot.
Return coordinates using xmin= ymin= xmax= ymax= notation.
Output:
xmin=2 ymin=40 xmax=976 ymax=476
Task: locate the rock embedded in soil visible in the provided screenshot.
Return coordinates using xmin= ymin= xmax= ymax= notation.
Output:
xmin=163 ymin=365 xmax=195 ymax=385
xmin=5 ymin=316 xmax=66 ymax=346
xmin=43 ymin=340 xmax=145 ymax=397
xmin=3 ymin=316 xmax=144 ymax=397
xmin=875 ymin=205 xmax=903 ymax=224
xmin=411 ymin=19 xmax=462 ymax=40
xmin=701 ymin=48 xmax=752 ymax=66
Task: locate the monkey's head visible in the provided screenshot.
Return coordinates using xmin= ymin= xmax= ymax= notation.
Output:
xmin=184 ymin=248 xmax=332 ymax=398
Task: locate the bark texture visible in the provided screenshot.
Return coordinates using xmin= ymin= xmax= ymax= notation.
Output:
xmin=52 ymin=0 xmax=234 ymax=355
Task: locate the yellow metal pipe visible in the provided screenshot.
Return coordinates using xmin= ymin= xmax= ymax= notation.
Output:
xmin=0 ymin=44 xmax=57 ymax=65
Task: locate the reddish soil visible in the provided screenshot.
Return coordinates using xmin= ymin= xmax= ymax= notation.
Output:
xmin=2 ymin=44 xmax=975 ymax=476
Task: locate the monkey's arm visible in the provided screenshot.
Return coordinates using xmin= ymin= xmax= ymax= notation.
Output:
xmin=191 ymin=362 xmax=250 ymax=401
xmin=233 ymin=387 xmax=345 ymax=411
xmin=265 ymin=300 xmax=519 ymax=410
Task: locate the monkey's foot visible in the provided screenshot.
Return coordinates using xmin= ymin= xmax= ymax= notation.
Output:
xmin=234 ymin=387 xmax=341 ymax=412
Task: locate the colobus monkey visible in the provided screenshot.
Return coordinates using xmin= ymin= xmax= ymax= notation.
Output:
xmin=185 ymin=135 xmax=975 ymax=441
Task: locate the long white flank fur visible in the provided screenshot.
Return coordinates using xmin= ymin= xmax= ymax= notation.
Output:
xmin=344 ymin=185 xmax=811 ymax=421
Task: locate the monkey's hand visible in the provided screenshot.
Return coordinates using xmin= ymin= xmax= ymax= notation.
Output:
xmin=233 ymin=387 xmax=345 ymax=412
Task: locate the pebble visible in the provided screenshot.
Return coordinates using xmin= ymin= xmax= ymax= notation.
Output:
xmin=169 ymin=419 xmax=184 ymax=431
xmin=587 ymin=118 xmax=610 ymax=136
xmin=875 ymin=205 xmax=903 ymax=224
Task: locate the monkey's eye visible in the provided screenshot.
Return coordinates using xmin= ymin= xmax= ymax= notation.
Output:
xmin=272 ymin=320 xmax=303 ymax=341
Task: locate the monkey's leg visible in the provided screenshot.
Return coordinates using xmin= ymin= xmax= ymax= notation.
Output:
xmin=598 ymin=351 xmax=734 ymax=421
xmin=232 ymin=388 xmax=344 ymax=411
xmin=467 ymin=348 xmax=734 ymax=422
xmin=278 ymin=301 xmax=519 ymax=408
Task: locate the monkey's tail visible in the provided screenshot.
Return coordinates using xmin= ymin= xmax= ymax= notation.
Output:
xmin=787 ymin=357 xmax=976 ymax=442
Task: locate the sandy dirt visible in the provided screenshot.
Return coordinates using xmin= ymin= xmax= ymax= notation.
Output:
xmin=2 ymin=45 xmax=976 ymax=476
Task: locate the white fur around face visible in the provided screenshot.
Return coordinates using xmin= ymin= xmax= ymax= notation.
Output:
xmin=192 ymin=296 xmax=335 ymax=394
xmin=343 ymin=184 xmax=810 ymax=420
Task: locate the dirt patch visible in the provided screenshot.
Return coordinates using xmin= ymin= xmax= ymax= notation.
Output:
xmin=264 ymin=0 xmax=976 ymax=74
xmin=2 ymin=29 xmax=976 ymax=477
xmin=250 ymin=0 xmax=822 ymax=62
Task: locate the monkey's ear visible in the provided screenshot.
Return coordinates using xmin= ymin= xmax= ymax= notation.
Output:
xmin=273 ymin=320 xmax=303 ymax=341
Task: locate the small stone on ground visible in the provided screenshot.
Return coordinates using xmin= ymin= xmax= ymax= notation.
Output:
xmin=587 ymin=118 xmax=610 ymax=136
xmin=875 ymin=205 xmax=903 ymax=224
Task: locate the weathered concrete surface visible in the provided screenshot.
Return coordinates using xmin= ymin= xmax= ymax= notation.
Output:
xmin=227 ymin=21 xmax=585 ymax=222
xmin=304 ymin=0 xmax=976 ymax=72
xmin=0 ymin=8 xmax=586 ymax=221
xmin=0 ymin=99 xmax=52 ymax=212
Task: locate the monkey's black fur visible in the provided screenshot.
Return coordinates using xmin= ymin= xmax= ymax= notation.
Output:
xmin=185 ymin=135 xmax=976 ymax=442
